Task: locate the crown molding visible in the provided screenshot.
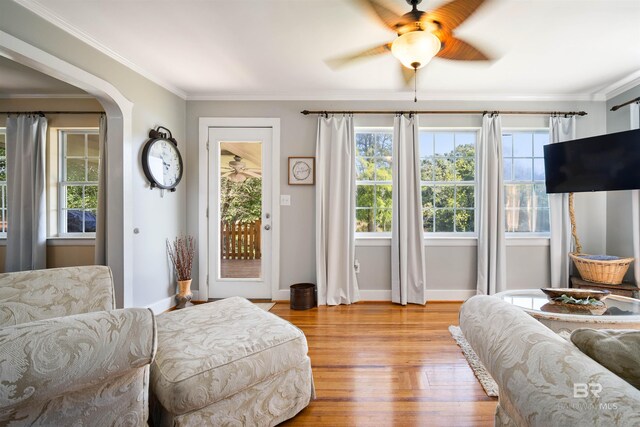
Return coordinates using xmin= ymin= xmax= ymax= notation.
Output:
xmin=13 ymin=0 xmax=187 ymax=100
xmin=597 ymin=70 xmax=640 ymax=101
xmin=187 ymin=91 xmax=605 ymax=102
xmin=0 ymin=93 xmax=94 ymax=99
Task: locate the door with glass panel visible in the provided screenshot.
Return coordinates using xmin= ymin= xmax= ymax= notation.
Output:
xmin=208 ymin=127 xmax=272 ymax=299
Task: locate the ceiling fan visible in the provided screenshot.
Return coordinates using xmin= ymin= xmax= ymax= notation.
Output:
xmin=221 ymin=154 xmax=261 ymax=183
xmin=329 ymin=0 xmax=491 ymax=85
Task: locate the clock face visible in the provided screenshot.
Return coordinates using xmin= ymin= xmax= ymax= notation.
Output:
xmin=144 ymin=138 xmax=183 ymax=189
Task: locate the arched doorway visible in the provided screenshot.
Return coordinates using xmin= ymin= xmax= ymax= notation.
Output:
xmin=0 ymin=30 xmax=133 ymax=307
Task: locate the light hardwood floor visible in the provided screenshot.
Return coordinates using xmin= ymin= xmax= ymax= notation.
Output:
xmin=271 ymin=302 xmax=498 ymax=427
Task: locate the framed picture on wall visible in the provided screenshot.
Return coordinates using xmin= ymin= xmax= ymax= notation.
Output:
xmin=288 ymin=157 xmax=315 ymax=185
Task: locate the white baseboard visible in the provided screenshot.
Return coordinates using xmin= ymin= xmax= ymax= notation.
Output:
xmin=273 ymin=288 xmax=475 ymax=302
xmin=145 ymin=290 xmax=200 ymax=314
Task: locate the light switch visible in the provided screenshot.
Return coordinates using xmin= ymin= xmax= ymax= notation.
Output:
xmin=280 ymin=195 xmax=291 ymax=206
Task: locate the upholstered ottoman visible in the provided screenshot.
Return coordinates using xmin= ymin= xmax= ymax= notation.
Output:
xmin=150 ymin=297 xmax=314 ymax=426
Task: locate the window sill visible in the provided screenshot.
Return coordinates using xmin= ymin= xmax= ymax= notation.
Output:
xmin=355 ymin=234 xmax=550 ymax=247
xmin=47 ymin=237 xmax=96 ymax=246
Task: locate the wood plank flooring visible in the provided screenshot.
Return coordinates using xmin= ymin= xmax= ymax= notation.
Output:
xmin=271 ymin=302 xmax=497 ymax=427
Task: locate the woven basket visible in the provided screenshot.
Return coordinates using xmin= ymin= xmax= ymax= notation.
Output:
xmin=569 ymin=253 xmax=634 ymax=285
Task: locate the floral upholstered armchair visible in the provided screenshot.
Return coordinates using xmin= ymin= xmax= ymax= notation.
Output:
xmin=0 ymin=266 xmax=157 ymax=426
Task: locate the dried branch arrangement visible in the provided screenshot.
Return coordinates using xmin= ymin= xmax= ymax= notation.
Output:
xmin=167 ymin=235 xmax=195 ymax=281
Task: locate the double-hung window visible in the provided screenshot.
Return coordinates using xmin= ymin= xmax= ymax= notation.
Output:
xmin=420 ymin=130 xmax=477 ymax=233
xmin=502 ymin=130 xmax=550 ymax=233
xmin=355 ymin=128 xmax=393 ymax=233
xmin=59 ymin=130 xmax=99 ymax=235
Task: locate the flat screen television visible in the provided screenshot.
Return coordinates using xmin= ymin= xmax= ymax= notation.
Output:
xmin=543 ymin=128 xmax=640 ymax=193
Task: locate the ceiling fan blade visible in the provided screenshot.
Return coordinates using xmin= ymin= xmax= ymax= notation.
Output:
xmin=436 ymin=36 xmax=489 ymax=61
xmin=362 ymin=0 xmax=403 ymax=32
xmin=243 ymin=170 xmax=262 ymax=178
xmin=325 ymin=43 xmax=392 ymax=69
xmin=221 ymin=171 xmax=233 ymax=177
xmin=426 ymin=0 xmax=486 ymax=31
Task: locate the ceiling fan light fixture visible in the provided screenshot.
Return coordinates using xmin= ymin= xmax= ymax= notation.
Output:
xmin=391 ymin=30 xmax=441 ymax=69
xmin=227 ymin=172 xmax=247 ymax=183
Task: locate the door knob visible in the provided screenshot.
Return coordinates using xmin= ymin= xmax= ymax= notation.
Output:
xmin=264 ymin=225 xmax=271 ymax=230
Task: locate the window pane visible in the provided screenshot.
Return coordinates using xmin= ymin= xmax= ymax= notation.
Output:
xmin=85 ymin=210 xmax=97 ymax=232
xmin=505 ymin=184 xmax=532 ymax=209
xmin=533 ymin=133 xmax=548 ymax=157
xmin=419 ymin=132 xmax=434 ymax=157
xmin=455 ymin=157 xmax=474 ymax=181
xmin=375 ymin=159 xmax=392 ymax=181
xmin=0 ymin=158 xmax=5 ymax=181
xmin=533 ymin=158 xmax=545 ymax=181
xmin=455 ymin=132 xmax=475 ymax=157
xmin=503 ymin=158 xmax=512 ymax=181
xmin=87 ymin=159 xmax=99 ymax=181
xmin=375 ymin=133 xmax=392 ymax=157
xmin=535 ymin=208 xmax=550 ymax=233
xmin=66 ymin=209 xmax=84 ymax=233
xmin=356 ymin=133 xmax=375 ymax=157
xmin=456 ymin=186 xmax=474 ymax=208
xmin=84 ymin=185 xmax=98 ymax=209
xmin=534 ymin=183 xmax=549 ymax=208
xmin=434 ymin=158 xmax=455 ymax=181
xmin=422 ymin=186 xmax=434 ymax=208
xmin=435 ymin=209 xmax=454 ymax=232
xmin=66 ymin=158 xmax=86 ymax=181
xmin=513 ymin=159 xmax=532 ymax=181
xmin=434 ymin=186 xmax=454 ymax=208
xmin=356 ymin=157 xmax=375 ymax=181
xmin=502 ymin=134 xmax=513 ymax=157
xmin=423 ymin=207 xmax=434 ymax=232
xmin=514 ymin=133 xmax=532 ymax=157
xmin=66 ymin=185 xmax=84 ymax=209
xmin=66 ymin=133 xmax=85 ymax=157
xmin=375 ymin=208 xmax=392 ymax=232
xmin=376 ymin=185 xmax=392 ymax=209
xmin=455 ymin=209 xmax=475 ymax=232
xmin=421 ymin=158 xmax=434 ymax=181
xmin=356 ymin=208 xmax=373 ymax=232
xmin=87 ymin=134 xmax=99 ymax=157
xmin=435 ymin=133 xmax=454 ymax=155
xmin=356 ymin=185 xmax=374 ymax=208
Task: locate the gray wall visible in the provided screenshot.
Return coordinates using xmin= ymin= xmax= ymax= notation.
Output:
xmin=186 ymin=99 xmax=607 ymax=297
xmin=606 ymin=83 xmax=640 ymax=282
xmin=1 ymin=2 xmax=187 ymax=308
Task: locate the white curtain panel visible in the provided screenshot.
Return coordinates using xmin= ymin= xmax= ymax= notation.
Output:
xmin=315 ymin=116 xmax=360 ymax=305
xmin=5 ymin=115 xmax=47 ymax=272
xmin=548 ymin=116 xmax=576 ymax=288
xmin=391 ymin=115 xmax=426 ymax=305
xmin=476 ymin=114 xmax=506 ymax=295
xmin=631 ymin=102 xmax=639 ymax=286
xmin=95 ymin=114 xmax=108 ymax=265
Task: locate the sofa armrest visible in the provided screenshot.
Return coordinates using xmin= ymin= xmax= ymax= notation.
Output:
xmin=0 ymin=308 xmax=156 ymax=415
xmin=0 ymin=266 xmax=115 ymax=326
xmin=460 ymin=295 xmax=640 ymax=427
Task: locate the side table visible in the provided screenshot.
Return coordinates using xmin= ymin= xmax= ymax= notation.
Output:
xmin=570 ymin=276 xmax=640 ymax=299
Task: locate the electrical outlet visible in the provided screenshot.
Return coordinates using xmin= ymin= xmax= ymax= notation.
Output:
xmin=280 ymin=195 xmax=291 ymax=206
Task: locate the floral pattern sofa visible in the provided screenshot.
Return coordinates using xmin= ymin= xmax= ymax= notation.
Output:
xmin=460 ymin=295 xmax=640 ymax=427
xmin=0 ymin=266 xmax=157 ymax=426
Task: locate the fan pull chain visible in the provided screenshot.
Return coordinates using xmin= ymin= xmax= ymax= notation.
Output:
xmin=414 ymin=67 xmax=417 ymax=103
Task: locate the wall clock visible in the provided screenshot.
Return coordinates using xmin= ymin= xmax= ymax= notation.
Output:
xmin=142 ymin=126 xmax=183 ymax=191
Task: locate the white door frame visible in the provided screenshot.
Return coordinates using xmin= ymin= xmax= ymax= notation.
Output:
xmin=198 ymin=118 xmax=280 ymax=301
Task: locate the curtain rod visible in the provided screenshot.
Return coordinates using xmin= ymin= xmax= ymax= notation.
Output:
xmin=610 ymin=96 xmax=640 ymax=112
xmin=301 ymin=109 xmax=587 ymax=117
xmin=0 ymin=111 xmax=104 ymax=115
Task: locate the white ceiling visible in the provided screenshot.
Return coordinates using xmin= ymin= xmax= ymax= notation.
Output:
xmin=15 ymin=0 xmax=640 ymax=100
xmin=0 ymin=55 xmax=87 ymax=96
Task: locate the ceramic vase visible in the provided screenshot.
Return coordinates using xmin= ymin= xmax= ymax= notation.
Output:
xmin=176 ymin=279 xmax=193 ymax=309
